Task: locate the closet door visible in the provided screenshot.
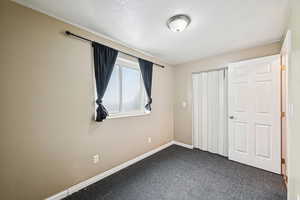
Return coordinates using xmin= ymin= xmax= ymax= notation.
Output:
xmin=192 ymin=73 xmax=201 ymax=149
xmin=228 ymin=55 xmax=281 ymax=174
xmin=192 ymin=69 xmax=228 ymax=157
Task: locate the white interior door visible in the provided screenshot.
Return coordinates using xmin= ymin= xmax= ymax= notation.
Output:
xmin=192 ymin=69 xmax=228 ymax=157
xmin=228 ymin=55 xmax=281 ymax=174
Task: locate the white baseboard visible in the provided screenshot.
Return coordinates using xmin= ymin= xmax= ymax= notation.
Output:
xmin=46 ymin=140 xmax=193 ymax=200
xmin=173 ymin=141 xmax=194 ymax=149
xmin=46 ymin=190 xmax=68 ymax=200
xmin=46 ymin=141 xmax=177 ymax=200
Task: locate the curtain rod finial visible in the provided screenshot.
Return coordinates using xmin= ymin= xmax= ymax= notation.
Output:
xmin=65 ymin=30 xmax=71 ymax=35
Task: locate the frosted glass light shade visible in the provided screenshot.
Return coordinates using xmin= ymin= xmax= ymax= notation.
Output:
xmin=167 ymin=15 xmax=191 ymax=32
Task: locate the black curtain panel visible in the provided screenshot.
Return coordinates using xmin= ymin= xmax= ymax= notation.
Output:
xmin=92 ymin=42 xmax=118 ymax=122
xmin=138 ymin=58 xmax=153 ymax=111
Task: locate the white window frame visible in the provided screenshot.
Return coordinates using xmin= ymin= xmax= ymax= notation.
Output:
xmin=101 ymin=55 xmax=150 ymax=119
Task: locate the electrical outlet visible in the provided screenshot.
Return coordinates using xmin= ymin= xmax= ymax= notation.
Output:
xmin=93 ymin=154 xmax=99 ymax=164
xmin=297 ymin=194 xmax=300 ymax=200
xmin=148 ymin=137 xmax=152 ymax=143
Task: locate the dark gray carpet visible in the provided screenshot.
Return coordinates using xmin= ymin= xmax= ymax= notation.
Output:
xmin=64 ymin=145 xmax=286 ymax=200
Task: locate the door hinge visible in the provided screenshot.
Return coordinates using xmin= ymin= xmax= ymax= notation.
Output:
xmin=281 ymin=65 xmax=286 ymax=71
xmin=281 ymin=112 xmax=286 ymax=118
xmin=281 ymin=158 xmax=286 ymax=164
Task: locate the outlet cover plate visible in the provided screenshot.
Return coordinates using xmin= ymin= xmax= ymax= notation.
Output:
xmin=93 ymin=154 xmax=99 ymax=163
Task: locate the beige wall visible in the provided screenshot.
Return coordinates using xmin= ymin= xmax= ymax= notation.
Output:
xmin=0 ymin=1 xmax=174 ymax=199
xmin=1 ymin=1 xmax=296 ymax=200
xmin=287 ymin=0 xmax=300 ymax=199
xmin=173 ymin=42 xmax=282 ymax=145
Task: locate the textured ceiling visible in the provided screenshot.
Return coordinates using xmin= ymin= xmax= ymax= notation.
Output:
xmin=14 ymin=0 xmax=289 ymax=65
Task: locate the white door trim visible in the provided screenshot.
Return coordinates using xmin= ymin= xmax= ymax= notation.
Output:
xmin=281 ymin=30 xmax=291 ymax=186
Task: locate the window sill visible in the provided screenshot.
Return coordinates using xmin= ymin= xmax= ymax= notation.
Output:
xmin=107 ymin=111 xmax=150 ymax=119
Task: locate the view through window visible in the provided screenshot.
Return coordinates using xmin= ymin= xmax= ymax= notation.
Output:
xmin=102 ymin=57 xmax=147 ymax=116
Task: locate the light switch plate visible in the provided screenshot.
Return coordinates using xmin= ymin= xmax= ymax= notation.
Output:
xmin=148 ymin=137 xmax=152 ymax=143
xmin=288 ymin=103 xmax=294 ymax=119
xmin=297 ymin=194 xmax=300 ymax=200
xmin=93 ymin=154 xmax=99 ymax=164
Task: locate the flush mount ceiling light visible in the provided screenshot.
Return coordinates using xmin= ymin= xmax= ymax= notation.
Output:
xmin=167 ymin=14 xmax=191 ymax=32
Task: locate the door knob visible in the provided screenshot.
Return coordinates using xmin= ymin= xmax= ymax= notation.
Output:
xmin=229 ymin=116 xmax=235 ymax=119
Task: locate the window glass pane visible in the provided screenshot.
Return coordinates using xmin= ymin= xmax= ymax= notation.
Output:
xmin=122 ymin=66 xmax=142 ymax=112
xmin=103 ymin=65 xmax=120 ymax=113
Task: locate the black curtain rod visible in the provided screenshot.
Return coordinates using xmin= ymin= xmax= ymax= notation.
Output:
xmin=65 ymin=31 xmax=165 ymax=68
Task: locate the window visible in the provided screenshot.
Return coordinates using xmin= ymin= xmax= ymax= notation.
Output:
xmin=102 ymin=55 xmax=148 ymax=118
